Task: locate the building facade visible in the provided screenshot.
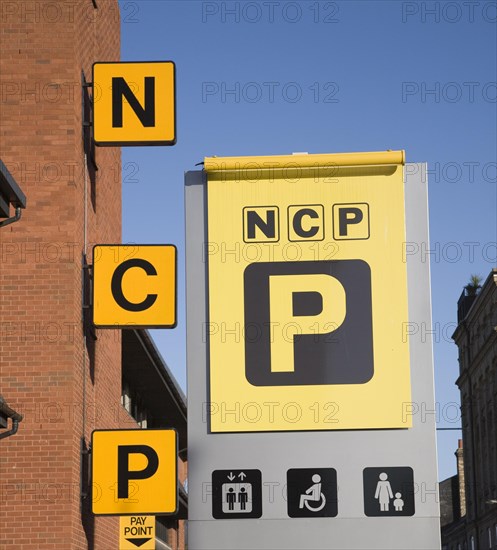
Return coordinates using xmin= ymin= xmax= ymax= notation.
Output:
xmin=440 ymin=440 xmax=467 ymax=549
xmin=0 ymin=1 xmax=186 ymax=548
xmin=442 ymin=269 xmax=497 ymax=550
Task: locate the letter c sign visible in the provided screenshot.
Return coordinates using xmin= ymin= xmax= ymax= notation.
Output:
xmin=92 ymin=244 xmax=177 ymax=328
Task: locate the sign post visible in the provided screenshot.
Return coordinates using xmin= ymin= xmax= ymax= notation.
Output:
xmin=185 ymin=152 xmax=440 ymax=549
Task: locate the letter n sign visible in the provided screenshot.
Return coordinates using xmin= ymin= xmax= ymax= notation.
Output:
xmin=92 ymin=244 xmax=177 ymax=328
xmin=92 ymin=429 xmax=178 ymax=515
xmin=92 ymin=61 xmax=176 ymax=146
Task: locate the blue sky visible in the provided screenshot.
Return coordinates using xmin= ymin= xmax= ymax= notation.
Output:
xmin=118 ymin=0 xmax=497 ymax=481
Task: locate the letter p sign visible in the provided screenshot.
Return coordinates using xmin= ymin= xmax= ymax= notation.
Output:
xmin=333 ymin=203 xmax=370 ymax=240
xmin=244 ymin=260 xmax=374 ymax=386
xmin=92 ymin=429 xmax=178 ymax=515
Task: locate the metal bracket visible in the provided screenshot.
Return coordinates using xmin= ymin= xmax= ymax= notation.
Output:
xmin=80 ymin=438 xmax=92 ymax=501
xmin=82 ymin=261 xmax=93 ymax=310
xmin=81 ymin=72 xmax=98 ymax=172
xmin=82 ymin=257 xmax=93 ymax=309
xmin=82 ymin=260 xmax=98 ymax=340
xmin=82 ymin=74 xmax=94 ymax=129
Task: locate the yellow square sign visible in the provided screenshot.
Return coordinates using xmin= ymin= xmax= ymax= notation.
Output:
xmin=92 ymin=429 xmax=177 ymax=515
xmin=93 ymin=244 xmax=177 ymax=328
xmin=93 ymin=61 xmax=176 ymax=146
xmin=205 ymin=152 xmax=411 ymax=432
xmin=120 ymin=516 xmax=155 ymax=549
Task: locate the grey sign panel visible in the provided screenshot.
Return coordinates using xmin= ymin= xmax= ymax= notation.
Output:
xmin=185 ymin=166 xmax=441 ymax=549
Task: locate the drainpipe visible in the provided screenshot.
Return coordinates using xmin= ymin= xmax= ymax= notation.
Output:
xmin=0 ymin=206 xmax=22 ymax=228
xmin=0 ymin=398 xmax=23 ymax=440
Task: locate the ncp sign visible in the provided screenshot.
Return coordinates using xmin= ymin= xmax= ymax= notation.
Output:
xmin=92 ymin=429 xmax=177 ymax=515
xmin=92 ymin=244 xmax=177 ymax=328
xmin=205 ymin=151 xmax=411 ymax=432
xmin=92 ymin=61 xmax=176 ymax=146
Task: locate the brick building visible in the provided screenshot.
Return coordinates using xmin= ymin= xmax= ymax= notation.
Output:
xmin=440 ymin=440 xmax=467 ymax=548
xmin=441 ymin=269 xmax=497 ymax=550
xmin=0 ymin=1 xmax=186 ymax=548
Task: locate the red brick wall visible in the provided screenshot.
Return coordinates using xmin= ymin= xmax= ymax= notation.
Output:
xmin=0 ymin=1 xmax=124 ymax=548
xmin=178 ymin=457 xmax=188 ymax=549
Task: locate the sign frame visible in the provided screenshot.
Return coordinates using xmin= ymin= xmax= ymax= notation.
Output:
xmin=92 ymin=60 xmax=176 ymax=147
xmin=92 ymin=243 xmax=177 ymax=329
xmin=91 ymin=428 xmax=179 ymax=516
xmin=185 ymin=162 xmax=440 ymax=549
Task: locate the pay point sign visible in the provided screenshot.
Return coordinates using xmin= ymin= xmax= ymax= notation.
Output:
xmin=120 ymin=516 xmax=155 ymax=549
xmin=205 ymin=151 xmax=412 ymax=432
xmin=92 ymin=429 xmax=177 ymax=515
xmin=93 ymin=244 xmax=176 ymax=328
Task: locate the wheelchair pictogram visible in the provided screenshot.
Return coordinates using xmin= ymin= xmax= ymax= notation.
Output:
xmin=287 ymin=468 xmax=337 ymax=518
xmin=299 ymin=474 xmax=327 ymax=512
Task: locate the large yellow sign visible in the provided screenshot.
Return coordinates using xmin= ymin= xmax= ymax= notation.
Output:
xmin=119 ymin=516 xmax=155 ymax=549
xmin=205 ymin=151 xmax=411 ymax=432
xmin=93 ymin=61 xmax=176 ymax=146
xmin=92 ymin=429 xmax=177 ymax=515
xmin=93 ymin=244 xmax=176 ymax=328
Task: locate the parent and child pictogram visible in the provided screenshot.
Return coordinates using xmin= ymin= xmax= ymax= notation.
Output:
xmin=374 ymin=472 xmax=404 ymax=512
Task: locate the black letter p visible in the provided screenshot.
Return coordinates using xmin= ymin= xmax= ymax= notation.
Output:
xmin=117 ymin=445 xmax=159 ymax=498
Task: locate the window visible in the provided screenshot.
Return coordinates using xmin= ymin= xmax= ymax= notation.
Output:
xmin=121 ymin=378 xmax=147 ymax=427
xmin=121 ymin=380 xmax=131 ymax=411
xmin=156 ymin=517 xmax=174 ymax=550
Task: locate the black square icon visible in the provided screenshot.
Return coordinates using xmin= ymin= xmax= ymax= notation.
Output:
xmin=363 ymin=467 xmax=415 ymax=516
xmin=212 ymin=469 xmax=262 ymax=519
xmin=287 ymin=468 xmax=338 ymax=518
xmin=244 ymin=260 xmax=373 ymax=386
